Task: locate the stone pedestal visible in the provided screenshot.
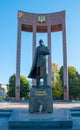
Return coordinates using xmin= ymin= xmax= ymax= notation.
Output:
xmin=29 ymin=86 xmax=53 ymax=113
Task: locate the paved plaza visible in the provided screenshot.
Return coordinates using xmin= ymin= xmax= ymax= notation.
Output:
xmin=0 ymin=101 xmax=80 ymax=130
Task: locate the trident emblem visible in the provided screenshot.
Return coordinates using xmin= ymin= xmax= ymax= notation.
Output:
xmin=38 ymin=16 xmax=46 ymax=23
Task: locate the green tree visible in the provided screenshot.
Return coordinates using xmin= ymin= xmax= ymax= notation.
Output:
xmin=7 ymin=74 xmax=15 ymax=97
xmin=52 ymin=63 xmax=63 ymax=99
xmin=20 ymin=75 xmax=30 ymax=99
xmin=59 ymin=66 xmax=80 ymax=100
xmin=7 ymin=74 xmax=30 ymax=99
xmin=59 ymin=66 xmax=64 ymax=87
xmin=68 ymin=66 xmax=80 ymax=99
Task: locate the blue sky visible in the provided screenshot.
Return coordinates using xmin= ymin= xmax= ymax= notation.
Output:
xmin=0 ymin=0 xmax=80 ymax=84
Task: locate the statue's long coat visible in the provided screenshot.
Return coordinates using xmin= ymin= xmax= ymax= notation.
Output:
xmin=28 ymin=45 xmax=49 ymax=79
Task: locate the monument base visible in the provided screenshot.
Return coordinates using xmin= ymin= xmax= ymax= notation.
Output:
xmin=9 ymin=108 xmax=73 ymax=129
xmin=29 ymin=85 xmax=53 ymax=113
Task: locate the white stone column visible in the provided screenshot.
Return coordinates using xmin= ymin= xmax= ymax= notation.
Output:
xmin=47 ymin=26 xmax=52 ymax=86
xmin=32 ymin=25 xmax=36 ymax=85
xmin=62 ymin=18 xmax=69 ymax=100
xmin=16 ymin=21 xmax=21 ymax=100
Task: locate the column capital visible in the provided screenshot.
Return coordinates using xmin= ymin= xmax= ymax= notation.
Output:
xmin=33 ymin=25 xmax=36 ymax=32
xmin=47 ymin=25 xmax=51 ymax=32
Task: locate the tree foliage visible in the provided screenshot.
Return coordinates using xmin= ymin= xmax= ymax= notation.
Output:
xmin=59 ymin=66 xmax=80 ymax=100
xmin=68 ymin=66 xmax=80 ymax=99
xmin=7 ymin=74 xmax=30 ymax=99
xmin=52 ymin=63 xmax=63 ymax=99
xmin=7 ymin=74 xmax=15 ymax=97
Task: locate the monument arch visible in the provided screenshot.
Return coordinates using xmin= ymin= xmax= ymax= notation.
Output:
xmin=16 ymin=10 xmax=68 ymax=100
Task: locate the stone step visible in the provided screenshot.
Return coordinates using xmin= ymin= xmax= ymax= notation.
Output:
xmin=0 ymin=109 xmax=12 ymax=112
xmin=9 ymin=120 xmax=72 ymax=128
xmin=0 ymin=109 xmax=12 ymax=117
xmin=0 ymin=112 xmax=11 ymax=117
xmin=70 ymin=109 xmax=80 ymax=117
xmin=9 ymin=119 xmax=73 ymax=128
xmin=70 ymin=108 xmax=80 ymax=111
xmin=71 ymin=112 xmax=80 ymax=117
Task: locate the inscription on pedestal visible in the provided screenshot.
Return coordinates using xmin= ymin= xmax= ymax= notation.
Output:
xmin=29 ymin=86 xmax=53 ymax=113
xmin=35 ymin=91 xmax=47 ymax=96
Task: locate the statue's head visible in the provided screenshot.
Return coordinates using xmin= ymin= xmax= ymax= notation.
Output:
xmin=39 ymin=39 xmax=44 ymax=45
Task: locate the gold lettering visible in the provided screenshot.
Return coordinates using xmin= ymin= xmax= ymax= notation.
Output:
xmin=35 ymin=91 xmax=47 ymax=96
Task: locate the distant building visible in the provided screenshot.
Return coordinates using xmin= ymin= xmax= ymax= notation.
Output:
xmin=29 ymin=80 xmax=32 ymax=88
xmin=0 ymin=84 xmax=8 ymax=98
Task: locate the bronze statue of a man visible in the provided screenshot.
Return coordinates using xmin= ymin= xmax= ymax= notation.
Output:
xmin=28 ymin=39 xmax=50 ymax=86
